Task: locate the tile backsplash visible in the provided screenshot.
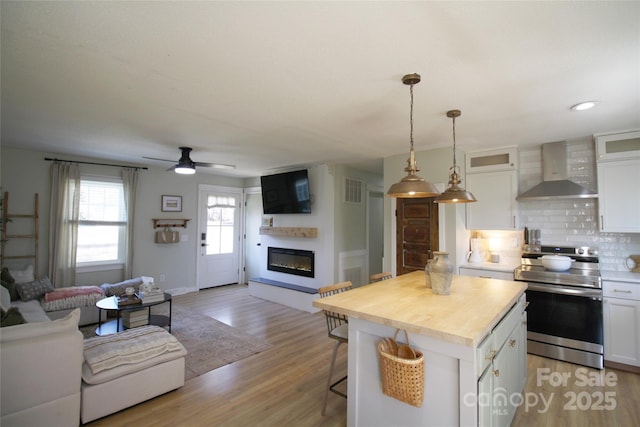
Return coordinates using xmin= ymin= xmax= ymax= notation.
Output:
xmin=517 ymin=137 xmax=640 ymax=271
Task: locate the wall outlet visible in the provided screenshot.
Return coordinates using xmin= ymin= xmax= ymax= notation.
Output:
xmin=181 ymin=234 xmax=188 ymax=242
xmin=159 ymin=274 xmax=166 ymax=282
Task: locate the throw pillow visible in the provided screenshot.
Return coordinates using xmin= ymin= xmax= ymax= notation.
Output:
xmin=100 ymin=277 xmax=144 ymax=297
xmin=0 ymin=286 xmax=11 ymax=311
xmin=1 ymin=278 xmax=19 ymax=301
xmin=15 ymin=276 xmax=54 ymax=302
xmin=9 ymin=265 xmax=34 ymax=284
xmin=1 ymin=306 xmax=26 ymax=327
xmin=1 ymin=267 xmax=15 ymax=284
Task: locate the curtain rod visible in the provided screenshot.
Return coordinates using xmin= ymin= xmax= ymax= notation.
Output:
xmin=44 ymin=157 xmax=148 ymax=170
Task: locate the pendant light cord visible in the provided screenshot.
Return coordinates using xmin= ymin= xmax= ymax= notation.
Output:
xmin=451 ymin=115 xmax=457 ymax=168
xmin=409 ymin=84 xmax=414 ymax=150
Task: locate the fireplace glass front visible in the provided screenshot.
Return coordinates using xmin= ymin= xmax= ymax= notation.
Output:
xmin=267 ymin=247 xmax=315 ymax=278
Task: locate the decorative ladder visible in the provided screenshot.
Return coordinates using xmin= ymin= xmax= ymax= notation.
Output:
xmin=1 ymin=192 xmax=39 ymax=277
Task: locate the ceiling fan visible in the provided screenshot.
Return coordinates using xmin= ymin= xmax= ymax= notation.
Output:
xmin=143 ymin=147 xmax=235 ymax=175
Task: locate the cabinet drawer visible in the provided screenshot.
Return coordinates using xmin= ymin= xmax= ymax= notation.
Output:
xmin=459 ymin=267 xmax=514 ymax=281
xmin=476 ymin=333 xmax=494 ymax=377
xmin=492 ymin=295 xmax=526 ymax=350
xmin=476 ymin=294 xmax=526 ymax=377
xmin=603 ymin=281 xmax=640 ymax=300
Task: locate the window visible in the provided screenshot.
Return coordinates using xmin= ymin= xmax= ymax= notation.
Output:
xmin=76 ymin=177 xmax=127 ymax=267
xmin=205 ymin=195 xmax=236 ymax=255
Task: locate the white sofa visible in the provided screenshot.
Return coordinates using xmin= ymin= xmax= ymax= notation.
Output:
xmin=1 ymin=281 xmax=186 ymax=425
xmin=0 ymin=306 xmax=83 ymax=427
xmin=1 ymin=265 xmax=101 ymax=326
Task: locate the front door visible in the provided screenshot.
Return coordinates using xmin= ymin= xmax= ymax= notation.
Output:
xmin=197 ymin=186 xmax=242 ymax=289
xmin=395 ymin=197 xmax=439 ymax=275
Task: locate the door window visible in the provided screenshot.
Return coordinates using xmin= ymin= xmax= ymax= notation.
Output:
xmin=205 ymin=195 xmax=237 ymax=255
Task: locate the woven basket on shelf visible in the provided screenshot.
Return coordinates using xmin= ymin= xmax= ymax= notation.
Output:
xmin=377 ymin=330 xmax=425 ymax=408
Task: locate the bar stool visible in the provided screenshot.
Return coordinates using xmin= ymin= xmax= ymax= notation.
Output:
xmin=318 ymin=281 xmax=353 ymax=415
xmin=369 ymin=271 xmax=393 ymax=283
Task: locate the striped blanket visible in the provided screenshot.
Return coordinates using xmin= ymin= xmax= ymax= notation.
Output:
xmin=41 ymin=286 xmax=105 ymax=311
xmin=83 ymin=325 xmax=183 ymax=374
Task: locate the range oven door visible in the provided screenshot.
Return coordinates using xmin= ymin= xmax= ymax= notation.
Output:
xmin=525 ymin=282 xmax=603 ymax=368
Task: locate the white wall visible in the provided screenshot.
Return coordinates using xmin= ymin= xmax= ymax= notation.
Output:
xmin=1 ymin=146 xmax=245 ymax=292
xmin=1 ymin=146 xmax=389 ymax=294
xmin=383 ymin=146 xmax=460 ymax=274
xmin=256 ymin=164 xmax=335 ymax=289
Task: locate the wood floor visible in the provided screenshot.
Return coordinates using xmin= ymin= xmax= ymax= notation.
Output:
xmin=85 ymin=284 xmax=639 ymax=427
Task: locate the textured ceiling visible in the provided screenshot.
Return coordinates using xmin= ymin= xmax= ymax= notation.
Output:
xmin=2 ymin=1 xmax=639 ymax=177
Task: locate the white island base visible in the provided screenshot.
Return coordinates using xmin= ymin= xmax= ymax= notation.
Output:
xmin=347 ymin=317 xmax=477 ymax=426
xmin=313 ymin=272 xmax=527 ymax=427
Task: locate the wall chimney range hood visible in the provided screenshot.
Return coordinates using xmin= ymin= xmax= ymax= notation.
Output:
xmin=517 ymin=141 xmax=598 ymax=201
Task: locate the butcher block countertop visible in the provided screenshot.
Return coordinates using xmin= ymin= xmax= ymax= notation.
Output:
xmin=313 ymin=270 xmax=526 ymax=348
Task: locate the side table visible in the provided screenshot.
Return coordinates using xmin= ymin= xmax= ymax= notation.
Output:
xmin=95 ymin=292 xmax=172 ymax=336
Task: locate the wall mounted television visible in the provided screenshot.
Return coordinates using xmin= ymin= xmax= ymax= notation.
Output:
xmin=260 ymin=169 xmax=311 ymax=214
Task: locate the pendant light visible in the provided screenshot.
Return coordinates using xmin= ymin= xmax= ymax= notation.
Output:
xmin=434 ymin=109 xmax=477 ymax=203
xmin=386 ymin=73 xmax=440 ymax=198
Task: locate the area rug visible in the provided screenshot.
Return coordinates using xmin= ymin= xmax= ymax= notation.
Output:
xmin=80 ymin=306 xmax=273 ymax=381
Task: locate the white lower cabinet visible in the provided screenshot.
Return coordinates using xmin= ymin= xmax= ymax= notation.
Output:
xmin=478 ymin=296 xmax=527 ymax=427
xmin=603 ymin=280 xmax=640 ymax=367
xmin=459 ymin=267 xmax=514 ymax=281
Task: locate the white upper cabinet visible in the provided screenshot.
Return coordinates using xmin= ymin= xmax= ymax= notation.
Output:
xmin=466 ymin=147 xmax=519 ymax=230
xmin=466 ymin=146 xmax=517 ymax=173
xmin=595 ymin=130 xmax=640 ymax=233
xmin=595 ymin=130 xmax=640 ymax=161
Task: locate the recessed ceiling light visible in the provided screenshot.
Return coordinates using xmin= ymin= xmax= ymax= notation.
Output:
xmin=570 ymin=101 xmax=598 ymax=111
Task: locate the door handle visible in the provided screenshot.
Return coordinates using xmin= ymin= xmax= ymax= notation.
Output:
xmin=257 ymin=243 xmax=261 ymax=246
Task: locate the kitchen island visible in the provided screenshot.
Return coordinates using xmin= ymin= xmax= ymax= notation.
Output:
xmin=313 ymin=270 xmax=527 ymax=427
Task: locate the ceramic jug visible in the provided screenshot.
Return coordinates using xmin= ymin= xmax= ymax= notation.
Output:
xmin=424 ymin=259 xmax=433 ymax=288
xmin=429 ymin=251 xmax=454 ymax=295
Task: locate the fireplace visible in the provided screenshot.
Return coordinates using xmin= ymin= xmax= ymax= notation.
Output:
xmin=267 ymin=247 xmax=315 ymax=278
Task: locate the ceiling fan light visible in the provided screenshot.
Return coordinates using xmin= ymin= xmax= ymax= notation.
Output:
xmin=175 ymin=164 xmax=195 ymax=174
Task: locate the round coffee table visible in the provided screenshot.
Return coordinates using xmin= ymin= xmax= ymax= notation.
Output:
xmin=95 ymin=292 xmax=172 ymax=336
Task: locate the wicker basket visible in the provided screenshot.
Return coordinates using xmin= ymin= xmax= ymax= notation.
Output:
xmin=377 ymin=330 xmax=425 ymax=407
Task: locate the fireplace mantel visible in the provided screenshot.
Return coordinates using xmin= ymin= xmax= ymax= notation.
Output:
xmin=259 ymin=226 xmax=318 ymax=238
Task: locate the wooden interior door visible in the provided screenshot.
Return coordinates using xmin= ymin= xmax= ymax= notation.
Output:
xmin=396 ymin=198 xmax=439 ymax=275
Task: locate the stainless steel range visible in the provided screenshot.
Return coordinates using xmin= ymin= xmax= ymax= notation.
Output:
xmin=514 ymin=245 xmax=603 ymax=369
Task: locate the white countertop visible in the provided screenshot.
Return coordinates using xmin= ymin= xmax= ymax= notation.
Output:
xmin=601 ymin=270 xmax=640 ymax=284
xmin=313 ymin=270 xmax=526 ymax=347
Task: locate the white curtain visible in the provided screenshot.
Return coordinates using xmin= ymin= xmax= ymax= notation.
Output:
xmin=122 ymin=167 xmax=139 ymax=278
xmin=48 ymin=162 xmax=80 ymax=288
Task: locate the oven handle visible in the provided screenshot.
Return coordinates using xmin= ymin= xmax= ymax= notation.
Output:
xmin=526 ymin=282 xmax=603 ymax=300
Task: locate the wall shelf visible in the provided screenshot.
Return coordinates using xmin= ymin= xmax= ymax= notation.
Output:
xmin=152 ymin=218 xmax=191 ymax=229
xmin=259 ymin=226 xmax=318 ymax=238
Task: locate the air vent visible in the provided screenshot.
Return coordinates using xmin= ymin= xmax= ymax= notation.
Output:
xmin=344 ymin=177 xmax=362 ymax=204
